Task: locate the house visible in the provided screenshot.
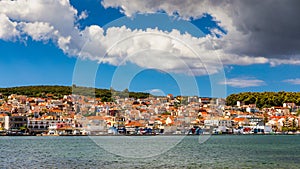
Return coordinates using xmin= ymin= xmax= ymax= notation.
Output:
xmin=199 ymin=98 xmax=210 ymax=105
xmin=283 ymin=103 xmax=296 ymax=109
xmin=188 ymin=96 xmax=198 ymax=103
xmin=125 ymin=120 xmax=144 ymax=134
xmin=47 ymin=120 xmax=81 ymax=135
xmin=273 ymin=106 xmax=290 ymax=116
xmin=27 ymin=119 xmax=50 ymax=134
xmin=218 ymin=119 xmax=232 ymax=127
xmin=166 ymin=116 xmax=173 ymax=125
xmin=0 ymin=114 xmax=7 ymax=130
xmin=247 ymin=117 xmax=264 ymax=126
xmin=84 ymin=116 xmax=108 ymax=135
xmin=204 ymin=118 xmax=219 ymax=127
xmin=232 ymin=117 xmax=249 ymax=127
xmin=246 ymin=107 xmax=259 ymax=113
xmin=5 ymin=115 xmax=27 ymax=131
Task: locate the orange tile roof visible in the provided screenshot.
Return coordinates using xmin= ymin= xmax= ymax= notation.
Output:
xmin=201 ymin=112 xmax=208 ymax=116
xmin=270 ymin=116 xmax=282 ymax=119
xmin=50 ymin=109 xmax=62 ymax=113
xmin=57 ymin=126 xmax=74 ymax=130
xmin=233 ymin=117 xmax=246 ymax=122
xmin=87 ymin=116 xmax=106 ymax=120
xmin=125 ymin=121 xmax=144 ymax=127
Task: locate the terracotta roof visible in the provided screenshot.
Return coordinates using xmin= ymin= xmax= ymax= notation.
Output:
xmin=270 ymin=116 xmax=282 ymax=119
xmin=233 ymin=117 xmax=246 ymax=122
xmin=87 ymin=116 xmax=106 ymax=120
xmin=57 ymin=126 xmax=75 ymax=130
xmin=50 ymin=109 xmax=62 ymax=113
xmin=201 ymin=112 xmax=208 ymax=116
xmin=125 ymin=121 xmax=144 ymax=127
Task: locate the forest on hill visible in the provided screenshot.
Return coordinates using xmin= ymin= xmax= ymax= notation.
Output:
xmin=2 ymin=86 xmax=299 ymax=108
xmin=0 ymin=85 xmax=150 ymax=102
xmin=226 ymin=92 xmax=300 ymax=108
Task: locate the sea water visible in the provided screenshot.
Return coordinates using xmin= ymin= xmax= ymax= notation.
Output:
xmin=0 ymin=135 xmax=299 ymax=168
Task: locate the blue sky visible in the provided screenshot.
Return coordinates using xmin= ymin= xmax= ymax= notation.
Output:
xmin=1 ymin=0 xmax=300 ymax=98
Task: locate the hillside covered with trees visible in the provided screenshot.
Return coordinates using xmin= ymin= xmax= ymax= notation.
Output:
xmin=3 ymin=86 xmax=300 ymax=108
xmin=226 ymin=92 xmax=300 ymax=108
xmin=0 ymin=85 xmax=150 ymax=101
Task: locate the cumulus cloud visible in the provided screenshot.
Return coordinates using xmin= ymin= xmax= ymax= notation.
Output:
xmin=20 ymin=22 xmax=57 ymax=41
xmin=283 ymin=78 xmax=300 ymax=85
xmin=0 ymin=0 xmax=260 ymax=76
xmin=102 ymin=0 xmax=300 ymax=60
xmin=0 ymin=14 xmax=20 ymax=40
xmin=0 ymin=0 xmax=83 ymax=54
xmin=220 ymin=77 xmax=265 ymax=88
xmin=0 ymin=0 xmax=298 ymax=76
xmin=269 ymin=58 xmax=300 ymax=67
xmin=0 ymin=0 xmax=79 ymax=36
xmin=79 ymin=26 xmax=269 ymax=75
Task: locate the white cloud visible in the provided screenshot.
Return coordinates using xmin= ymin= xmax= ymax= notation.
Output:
xmin=0 ymin=14 xmax=20 ymax=40
xmin=269 ymin=58 xmax=300 ymax=67
xmin=20 ymin=22 xmax=57 ymax=41
xmin=101 ymin=0 xmax=210 ymax=20
xmin=0 ymin=0 xmax=298 ymax=77
xmin=58 ymin=36 xmax=71 ymax=53
xmin=78 ymin=25 xmax=269 ymax=75
xmin=102 ymin=0 xmax=300 ymax=61
xmin=0 ymin=0 xmax=79 ymax=37
xmin=0 ymin=0 xmax=85 ymax=58
xmin=283 ymin=79 xmax=300 ymax=85
xmin=78 ymin=10 xmax=88 ymax=20
xmin=220 ymin=78 xmax=265 ymax=88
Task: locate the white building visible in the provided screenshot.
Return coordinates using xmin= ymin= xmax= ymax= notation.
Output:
xmin=204 ymin=119 xmax=219 ymax=127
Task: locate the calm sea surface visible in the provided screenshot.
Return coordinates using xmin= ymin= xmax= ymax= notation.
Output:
xmin=0 ymin=135 xmax=300 ymax=169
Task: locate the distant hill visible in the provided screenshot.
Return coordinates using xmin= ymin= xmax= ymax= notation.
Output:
xmin=226 ymin=91 xmax=300 ymax=108
xmin=3 ymin=86 xmax=298 ymax=108
xmin=0 ymin=85 xmax=150 ymax=102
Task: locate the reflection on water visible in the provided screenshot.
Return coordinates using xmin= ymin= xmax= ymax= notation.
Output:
xmin=0 ymin=135 xmax=300 ymax=168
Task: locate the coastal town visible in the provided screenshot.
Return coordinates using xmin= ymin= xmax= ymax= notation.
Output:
xmin=0 ymin=92 xmax=300 ymax=136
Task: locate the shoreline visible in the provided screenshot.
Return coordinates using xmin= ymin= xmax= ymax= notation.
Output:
xmin=1 ymin=133 xmax=300 ymax=137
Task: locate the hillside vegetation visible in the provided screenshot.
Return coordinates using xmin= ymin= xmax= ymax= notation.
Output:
xmin=226 ymin=92 xmax=300 ymax=108
xmin=0 ymin=85 xmax=149 ymax=101
xmin=2 ymin=86 xmax=299 ymax=108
